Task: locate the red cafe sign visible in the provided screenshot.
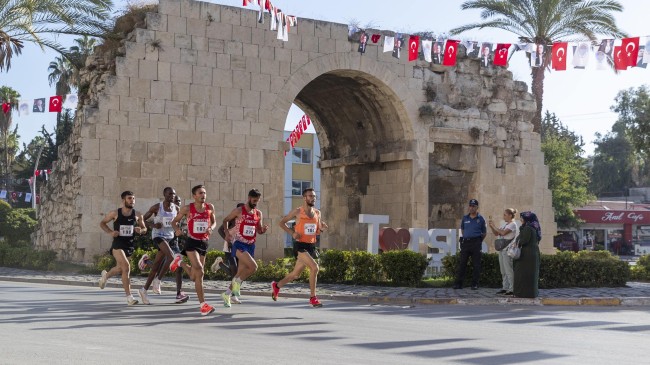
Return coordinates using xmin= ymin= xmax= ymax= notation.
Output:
xmin=575 ymin=210 xmax=650 ymax=225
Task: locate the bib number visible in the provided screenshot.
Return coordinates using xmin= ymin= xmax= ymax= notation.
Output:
xmin=243 ymin=225 xmax=256 ymax=236
xmin=119 ymin=225 xmax=134 ymax=237
xmin=304 ymin=223 xmax=317 ymax=235
xmin=194 ymin=220 xmax=209 ymax=233
xmin=162 ymin=217 xmax=173 ymax=228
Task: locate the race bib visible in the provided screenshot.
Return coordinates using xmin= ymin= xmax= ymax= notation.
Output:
xmin=304 ymin=223 xmax=317 ymax=235
xmin=162 ymin=217 xmax=173 ymax=228
xmin=119 ymin=225 xmax=134 ymax=237
xmin=194 ymin=219 xmax=209 ymax=233
xmin=243 ymin=225 xmax=256 ymax=236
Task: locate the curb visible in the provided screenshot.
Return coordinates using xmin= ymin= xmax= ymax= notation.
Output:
xmin=1 ymin=276 xmax=649 ymax=307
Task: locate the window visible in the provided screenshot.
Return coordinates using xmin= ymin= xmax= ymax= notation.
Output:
xmin=292 ymin=147 xmax=312 ymax=164
xmin=292 ymin=180 xmax=312 ymax=196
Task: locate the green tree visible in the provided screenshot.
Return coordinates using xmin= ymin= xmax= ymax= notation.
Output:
xmin=450 ymin=0 xmax=626 ymax=133
xmin=0 ymin=0 xmax=113 ymax=71
xmin=48 ymin=36 xmax=99 ymax=97
xmin=541 ymin=112 xmax=594 ymax=227
xmin=612 ymin=85 xmax=650 ymax=155
xmin=0 ymin=86 xmax=20 ymax=185
xmin=590 ymin=121 xmax=635 ymax=196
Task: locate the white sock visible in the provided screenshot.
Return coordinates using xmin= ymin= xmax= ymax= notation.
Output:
xmin=234 ymin=277 xmax=242 ymax=284
xmin=200 ymin=301 xmax=205 ymax=307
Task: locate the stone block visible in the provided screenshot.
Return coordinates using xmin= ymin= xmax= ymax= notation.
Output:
xmin=213 ymin=68 xmax=233 ymax=88
xmin=158 ymin=45 xmax=181 ymax=64
xmin=241 ymin=90 xmax=261 ymax=108
xmin=105 ymin=75 xmax=130 ymax=96
xmin=81 ymin=138 xmax=100 ymax=160
xmin=172 ymin=83 xmax=190 ymax=102
xmin=187 ymin=20 xmax=206 ymax=38
xmin=189 ymin=84 xmax=211 ymax=104
xmin=130 ymin=78 xmax=151 ymax=98
xmin=175 ymin=33 xmax=192 ymax=49
xmin=187 ymin=165 xmax=210 ymax=181
xmin=197 ymin=50 xmax=216 ymax=67
xmin=193 ymin=66 xmax=213 ymax=86
xmin=180 ymin=48 xmax=198 ymax=64
xmin=139 ymin=127 xmax=159 ymax=143
xmin=214 ymin=119 xmax=232 ymax=134
xmin=120 ymin=125 xmax=140 ymax=141
xmin=221 ymin=88 xmax=242 ymax=107
xmin=185 ymin=102 xmax=206 ymax=117
xmin=314 ymin=21 xmax=331 ymax=38
xmin=224 ymin=134 xmax=246 ymax=148
xmin=167 ymin=15 xmax=187 ymax=34
xmin=206 ymin=22 xmax=233 ymax=40
xmin=270 ymin=75 xmax=286 ymax=93
xmin=146 ymin=12 xmax=167 ymax=32
xmin=135 ymin=29 xmax=155 ymax=44
xmin=169 ymin=115 xmax=195 ymax=131
xmin=251 ymin=28 xmax=265 ymax=45
xmin=318 ymin=38 xmax=336 ymax=54
xmin=232 ymin=25 xmax=252 ymax=43
xmin=159 ymin=0 xmax=180 ymax=16
xmin=193 ymin=36 xmax=209 ymax=52
xmin=201 ymin=132 xmax=225 ymax=147
xmin=99 ymin=139 xmax=116 ymax=161
xmin=97 ymin=160 xmax=117 ymax=178
xmin=196 ymin=117 xmax=214 ymax=132
xmin=165 ymin=100 xmax=185 ymax=116
xmin=142 ymin=162 xmax=170 ymax=180
xmin=96 ymin=124 xmax=120 ymax=139
xmin=128 ymin=111 xmax=150 ymax=127
xmin=330 ymin=23 xmax=349 ymax=40
xmin=150 ymin=80 xmax=172 ymax=100
xmin=231 ymin=167 xmax=253 ymax=182
xmin=246 ymin=56 xmax=261 ymax=73
xmin=81 ymin=176 xmax=104 ymax=196
xmin=115 ymin=57 xmax=138 ymax=78
xmin=227 ymin=106 xmax=244 ymax=121
xmin=170 ymin=63 xmax=192 ymax=82
xmin=275 ymin=48 xmax=292 ymax=62
xmin=231 ymin=55 xmax=246 ymax=70
xmin=150 ymin=113 xmax=169 ymax=129
xmin=221 ymin=6 xmax=241 ymax=25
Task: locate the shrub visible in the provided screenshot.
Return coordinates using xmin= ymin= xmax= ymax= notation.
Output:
xmin=249 ymin=258 xmax=289 ymax=282
xmin=441 ymin=253 xmax=501 ymax=288
xmin=349 ymin=251 xmax=383 ymax=284
xmin=0 ymin=207 xmax=37 ymax=244
xmin=94 ymin=254 xmax=116 ymax=272
xmin=638 ymin=254 xmax=650 ymax=272
xmin=319 ymin=249 xmax=351 ymax=283
xmin=0 ymin=242 xmax=57 ymax=270
xmin=379 ymin=250 xmax=429 ymax=286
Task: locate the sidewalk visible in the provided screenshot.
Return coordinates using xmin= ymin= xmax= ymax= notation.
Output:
xmin=1 ymin=266 xmax=650 ymax=306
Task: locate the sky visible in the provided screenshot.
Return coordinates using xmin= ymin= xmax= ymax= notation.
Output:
xmin=1 ymin=0 xmax=649 ymax=157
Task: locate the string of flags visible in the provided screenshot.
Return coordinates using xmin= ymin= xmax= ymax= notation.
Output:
xmin=241 ymin=0 xmax=296 ymax=42
xmin=0 ymin=94 xmax=78 ymax=117
xmin=0 ymin=190 xmax=39 ymax=204
xmin=284 ymin=114 xmax=312 ymax=155
xmin=355 ymin=30 xmax=650 ymax=71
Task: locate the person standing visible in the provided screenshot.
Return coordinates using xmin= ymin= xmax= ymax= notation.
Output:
xmin=222 ymin=189 xmax=269 ymax=300
xmin=137 ymin=187 xmax=180 ymax=305
xmin=272 ymin=188 xmax=329 ymax=307
xmin=513 ymin=211 xmax=541 ymax=298
xmin=98 ymin=191 xmax=147 ymax=305
xmin=454 ymin=199 xmax=486 ymax=290
xmin=169 ymin=185 xmax=217 ymax=316
xmin=489 ymin=208 xmax=518 ymax=296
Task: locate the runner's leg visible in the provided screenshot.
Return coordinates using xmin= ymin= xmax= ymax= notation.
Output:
xmin=186 ymin=250 xmax=206 ymax=303
xmin=297 ymin=251 xmax=319 ymax=297
xmin=111 ymin=249 xmax=132 ymax=296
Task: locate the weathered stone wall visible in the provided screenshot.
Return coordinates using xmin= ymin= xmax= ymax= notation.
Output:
xmin=35 ymin=0 xmax=556 ymax=262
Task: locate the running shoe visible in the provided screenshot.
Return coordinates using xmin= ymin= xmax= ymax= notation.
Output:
xmin=175 ymin=292 xmax=190 ymax=303
xmin=152 ymin=278 xmax=162 ymax=294
xmin=210 ymin=256 xmax=223 ymax=273
xmin=138 ymin=288 xmax=150 ymax=305
xmin=231 ymin=279 xmax=241 ymax=296
xmin=231 ymin=295 xmax=242 ymax=304
xmin=98 ymin=270 xmax=107 ymax=289
xmin=127 ymin=295 xmax=139 ymax=305
xmin=169 ymin=254 xmax=182 ymax=273
xmin=309 ymin=296 xmax=323 ymax=308
xmin=200 ymin=302 xmax=215 ymax=316
xmin=221 ymin=292 xmax=232 ymax=308
xmin=271 ymin=281 xmax=280 ymax=301
xmin=138 ymin=254 xmax=150 ymax=271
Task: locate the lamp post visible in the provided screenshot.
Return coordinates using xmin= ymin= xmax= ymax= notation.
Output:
xmin=32 ymin=143 xmax=46 ymax=217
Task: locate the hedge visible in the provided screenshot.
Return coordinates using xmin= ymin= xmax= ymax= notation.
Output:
xmin=442 ymin=250 xmax=630 ymax=288
xmin=0 ymin=242 xmax=58 ymax=271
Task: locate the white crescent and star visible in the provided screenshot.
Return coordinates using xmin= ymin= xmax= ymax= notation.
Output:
xmin=626 ymin=42 xmax=636 ymax=56
xmin=498 ymin=48 xmax=507 ymax=58
xmin=447 ymin=45 xmax=455 ymax=55
xmin=51 ymin=99 xmax=60 ymax=107
xmin=410 ymin=41 xmax=417 ymax=50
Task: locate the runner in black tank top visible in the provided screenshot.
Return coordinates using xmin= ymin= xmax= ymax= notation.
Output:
xmin=98 ymin=191 xmax=147 ymax=305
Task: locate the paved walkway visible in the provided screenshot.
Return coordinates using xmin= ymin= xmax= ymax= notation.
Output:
xmin=1 ymin=266 xmax=650 ymax=306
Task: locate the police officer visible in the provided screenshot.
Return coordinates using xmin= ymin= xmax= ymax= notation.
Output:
xmin=453 ymin=199 xmax=486 ymax=290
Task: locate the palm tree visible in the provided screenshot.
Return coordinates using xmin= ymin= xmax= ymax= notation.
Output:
xmin=0 ymin=86 xmax=20 ymax=189
xmin=0 ymin=0 xmax=113 ymax=72
xmin=450 ymin=0 xmax=626 ymax=133
xmin=48 ymin=56 xmax=75 ymax=97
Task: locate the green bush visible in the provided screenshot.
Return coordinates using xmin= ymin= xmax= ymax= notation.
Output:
xmin=638 ymin=254 xmax=650 ymax=272
xmin=0 ymin=242 xmax=57 ymax=270
xmin=249 ymin=258 xmax=289 ymax=282
xmin=379 ymin=250 xmax=429 ymax=286
xmin=443 ymin=250 xmax=630 ymax=288
xmin=94 ymin=254 xmax=116 ymax=272
xmin=319 ymin=249 xmax=351 ymax=283
xmin=349 ymin=251 xmax=383 ymax=284
xmin=0 ymin=207 xmax=37 ymax=244
xmin=441 ymin=252 xmax=502 ymax=288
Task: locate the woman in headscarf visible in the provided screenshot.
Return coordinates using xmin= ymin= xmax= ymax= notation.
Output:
xmin=513 ymin=211 xmax=541 ymax=298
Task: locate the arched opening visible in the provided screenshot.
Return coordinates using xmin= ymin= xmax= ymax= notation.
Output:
xmin=281 ymin=69 xmax=417 ymax=250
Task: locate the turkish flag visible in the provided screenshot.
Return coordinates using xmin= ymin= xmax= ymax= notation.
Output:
xmin=49 ymin=95 xmax=62 ymax=112
xmin=613 ymin=46 xmax=628 ymax=70
xmin=492 ymin=43 xmax=511 ymax=66
xmin=442 ymin=39 xmax=460 ymax=66
xmin=371 ymin=34 xmax=381 ymax=44
xmin=621 ymin=37 xmax=640 ymax=67
xmin=1 ymin=102 xmax=9 ymax=114
xmin=408 ymin=35 xmax=420 ymax=62
xmin=551 ymin=42 xmax=568 ymax=70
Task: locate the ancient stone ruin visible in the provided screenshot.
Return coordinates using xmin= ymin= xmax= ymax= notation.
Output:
xmin=35 ymin=0 xmax=556 ymax=262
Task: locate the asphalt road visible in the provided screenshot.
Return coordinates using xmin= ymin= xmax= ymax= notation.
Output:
xmin=1 ymin=281 xmax=649 ymax=365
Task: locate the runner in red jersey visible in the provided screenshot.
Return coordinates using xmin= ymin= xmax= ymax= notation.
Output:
xmin=222 ymin=189 xmax=269 ymax=299
xmin=170 ymin=185 xmax=217 ymax=316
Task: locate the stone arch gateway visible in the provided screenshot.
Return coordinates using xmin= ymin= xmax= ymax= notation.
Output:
xmin=35 ymin=0 xmax=556 ymax=262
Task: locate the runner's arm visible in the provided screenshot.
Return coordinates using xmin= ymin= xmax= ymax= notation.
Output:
xmin=258 ymin=210 xmax=269 ymax=234
xmin=99 ymin=210 xmax=119 ymax=237
xmin=142 ymin=204 xmax=161 ymax=230
xmin=318 ymin=210 xmax=328 ymax=232
xmin=135 ymin=211 xmax=147 ymax=235
xmin=279 ymin=208 xmax=299 ymax=239
xmin=222 ymin=207 xmax=241 ymax=241
xmin=208 ymin=204 xmax=217 ymax=234
xmin=171 ymin=205 xmax=189 ymax=236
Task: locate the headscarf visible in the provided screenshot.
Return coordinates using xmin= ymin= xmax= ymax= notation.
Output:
xmin=520 ymin=211 xmax=541 ymax=241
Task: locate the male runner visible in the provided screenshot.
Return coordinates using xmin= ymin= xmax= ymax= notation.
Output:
xmin=222 ymin=189 xmax=269 ymax=301
xmin=169 ymin=185 xmax=217 ymax=316
xmin=98 ymin=191 xmax=147 ymax=305
xmin=137 ymin=187 xmax=180 ymax=305
xmin=212 ymin=203 xmax=244 ymax=307
xmin=272 ymin=188 xmax=328 ymax=307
